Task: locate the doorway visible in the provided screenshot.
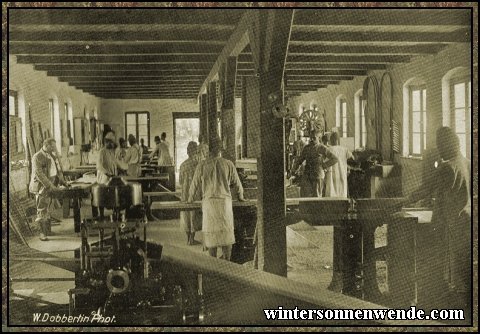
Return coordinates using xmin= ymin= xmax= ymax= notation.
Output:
xmin=173 ymin=112 xmax=200 ymax=176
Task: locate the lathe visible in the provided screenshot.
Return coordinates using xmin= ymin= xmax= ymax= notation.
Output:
xmin=70 ymin=177 xmax=204 ymax=324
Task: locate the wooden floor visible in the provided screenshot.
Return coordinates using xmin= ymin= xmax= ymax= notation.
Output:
xmin=9 ymin=202 xmax=340 ymax=307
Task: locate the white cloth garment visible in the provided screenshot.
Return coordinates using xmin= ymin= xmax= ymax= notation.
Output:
xmin=324 ymin=145 xmax=353 ymax=198
xmin=188 ymin=156 xmax=243 ymax=248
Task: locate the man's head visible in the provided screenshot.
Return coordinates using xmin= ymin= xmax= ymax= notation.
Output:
xmin=330 ymin=132 xmax=340 ymax=146
xmin=309 ymin=129 xmax=320 ymax=143
xmin=154 ymin=136 xmax=161 ymax=144
xmin=42 ymin=138 xmax=56 ymax=153
xmin=321 ymin=134 xmax=329 ymax=145
xmin=198 ymin=134 xmax=204 ymax=144
xmin=140 ymin=138 xmax=145 ymax=145
xmin=161 ymin=132 xmax=167 ymax=141
xmin=128 ymin=134 xmax=136 ymax=147
xmin=436 ymin=126 xmax=460 ymax=161
xmin=104 ymin=131 xmax=116 ymax=149
xmin=209 ymin=137 xmax=223 ymax=156
xmin=118 ymin=137 xmax=126 ymax=148
xmin=187 ymin=141 xmax=198 ymax=158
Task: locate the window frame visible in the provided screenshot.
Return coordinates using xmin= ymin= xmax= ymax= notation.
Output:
xmin=409 ymin=85 xmax=427 ymax=157
xmin=125 ymin=111 xmax=150 ymax=147
xmin=340 ymin=98 xmax=348 ymax=138
xmin=9 ymin=90 xmax=18 ymax=117
xmin=360 ymin=95 xmax=367 ymax=147
xmin=9 ymin=90 xmax=24 ymax=158
xmin=450 ymin=76 xmax=471 ymax=159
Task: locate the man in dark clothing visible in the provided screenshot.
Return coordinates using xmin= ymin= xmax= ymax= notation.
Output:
xmin=293 ymin=130 xmax=338 ymax=197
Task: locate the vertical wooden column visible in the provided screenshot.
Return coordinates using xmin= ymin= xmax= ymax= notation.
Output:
xmin=252 ymin=10 xmax=294 ymax=277
xmin=241 ymin=76 xmax=248 ymax=158
xmin=199 ymin=94 xmax=208 ymax=140
xmin=199 ymin=94 xmax=208 ymax=141
xmin=221 ymin=56 xmax=238 ymax=162
xmin=207 ymin=81 xmax=218 ymax=146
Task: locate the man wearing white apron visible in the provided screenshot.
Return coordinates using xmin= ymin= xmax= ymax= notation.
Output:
xmin=188 ymin=137 xmax=245 ymax=260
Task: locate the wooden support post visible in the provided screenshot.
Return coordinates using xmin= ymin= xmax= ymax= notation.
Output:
xmin=253 ymin=9 xmax=294 ymax=277
xmin=207 ymin=81 xmax=218 ymax=146
xmin=221 ymin=56 xmax=238 ymax=162
xmin=199 ymin=93 xmax=208 ymax=141
xmin=241 ymin=76 xmax=248 ymax=159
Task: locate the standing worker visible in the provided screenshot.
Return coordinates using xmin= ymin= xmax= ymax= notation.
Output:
xmin=179 ymin=141 xmax=202 ymax=245
xmin=97 ymin=131 xmax=128 ymax=185
xmin=324 ymin=131 xmax=354 ymax=293
xmin=406 ymin=126 xmax=471 ymax=322
xmin=124 ymin=134 xmax=142 ymax=177
xmin=149 ymin=132 xmax=173 ymax=166
xmin=94 ymin=131 xmax=129 ymax=220
xmin=29 ymin=138 xmax=68 ymax=241
xmin=324 ymin=132 xmax=354 ymax=198
xmin=292 ymin=129 xmax=338 ymax=197
xmin=188 ymin=137 xmax=245 ymax=260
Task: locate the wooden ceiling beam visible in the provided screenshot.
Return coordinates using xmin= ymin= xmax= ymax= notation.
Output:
xmin=73 ymin=83 xmax=202 ymax=88
xmin=287 ymin=55 xmax=411 ymax=63
xmin=290 ymin=29 xmax=471 ymax=44
xmin=9 ymin=9 xmax=245 ymax=26
xmin=35 ymin=63 xmax=214 ymax=71
xmin=78 ymin=88 xmax=201 ymax=92
xmin=288 ymin=44 xmax=446 ymax=55
xmin=286 ymin=63 xmax=386 ymax=70
xmin=9 ymin=30 xmax=232 ymax=42
xmin=16 ymin=55 xmax=218 ymax=64
xmin=199 ymin=12 xmax=253 ymax=96
xmin=17 ymin=54 xmax=252 ymax=64
xmin=46 ymin=70 xmax=210 ymax=77
xmin=286 ymin=85 xmax=327 ymax=90
xmin=60 ymin=78 xmax=205 ymax=83
xmin=287 ymin=75 xmax=354 ymax=81
xmin=10 ymin=43 xmax=223 ymax=55
xmin=286 ymin=69 xmax=367 ymax=76
xmin=286 ymin=79 xmax=340 ymax=85
xmin=293 ymin=9 xmax=470 ymax=27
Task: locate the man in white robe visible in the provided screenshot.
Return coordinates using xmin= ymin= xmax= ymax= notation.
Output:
xmin=188 ymin=137 xmax=245 ymax=260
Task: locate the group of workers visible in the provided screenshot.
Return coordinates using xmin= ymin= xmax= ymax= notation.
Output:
xmin=291 ymin=129 xmax=353 ymax=199
xmin=28 ymin=125 xmax=471 ymax=316
xmin=178 ymin=135 xmax=244 ymax=261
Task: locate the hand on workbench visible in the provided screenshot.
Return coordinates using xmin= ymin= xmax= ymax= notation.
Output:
xmin=238 ymin=197 xmax=247 ymax=202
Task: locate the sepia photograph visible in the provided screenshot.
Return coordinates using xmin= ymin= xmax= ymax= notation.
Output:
xmin=3 ymin=2 xmax=477 ymax=330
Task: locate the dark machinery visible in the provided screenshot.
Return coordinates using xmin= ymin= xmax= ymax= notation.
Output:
xmin=70 ymin=177 xmax=204 ymax=325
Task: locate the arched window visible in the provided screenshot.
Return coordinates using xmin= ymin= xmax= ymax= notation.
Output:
xmin=354 ymin=89 xmax=366 ymax=148
xmin=403 ymin=78 xmax=427 ymax=157
xmin=442 ymin=67 xmax=471 ymax=158
xmin=336 ymin=95 xmax=347 ymax=138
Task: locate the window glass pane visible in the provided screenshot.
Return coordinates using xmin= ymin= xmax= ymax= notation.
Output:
xmin=454 ymin=83 xmax=466 ymax=109
xmin=138 ymin=113 xmax=148 ymax=125
xmin=412 ymin=134 xmax=421 ymax=154
xmin=9 ymin=95 xmax=16 ymax=116
xmin=362 ymin=132 xmax=367 ymax=147
xmin=126 ymin=114 xmax=136 ymax=125
xmin=126 ymin=125 xmax=136 ymax=137
xmin=412 ymin=112 xmax=421 ymax=132
xmin=468 ymin=81 xmax=471 ymax=107
xmin=455 ymin=118 xmax=466 ymax=133
xmin=458 ymin=135 xmax=467 ymax=158
xmin=412 ymin=90 xmax=421 ymax=111
xmin=422 ymin=89 xmax=426 ymax=111
xmin=423 ymin=111 xmax=427 ymax=134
